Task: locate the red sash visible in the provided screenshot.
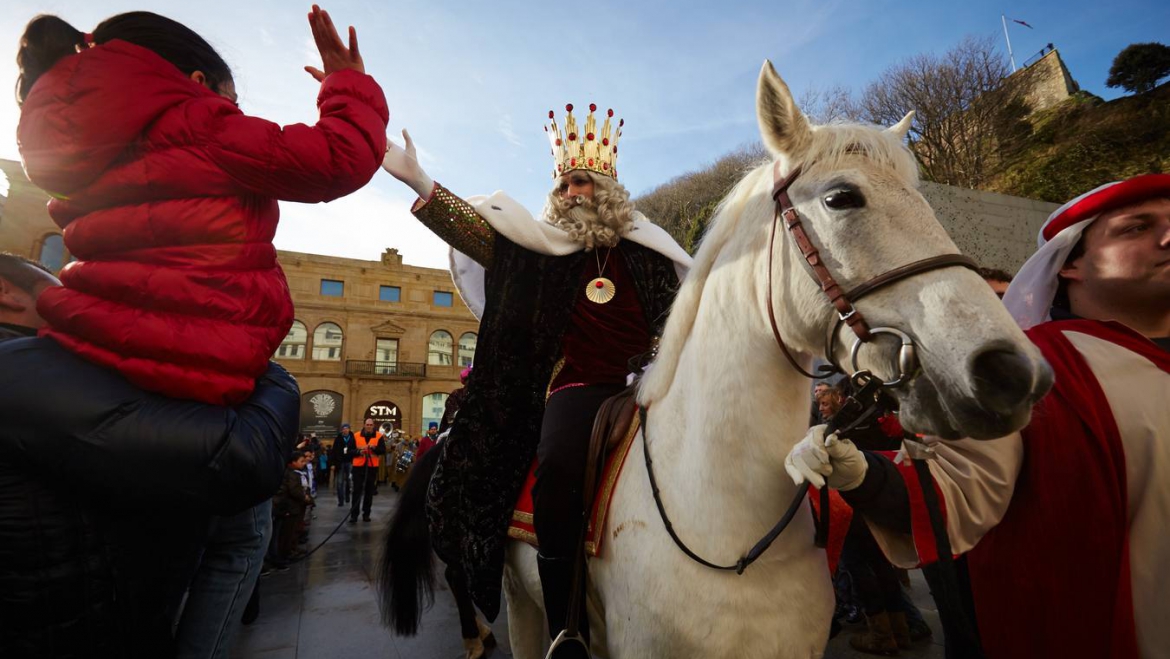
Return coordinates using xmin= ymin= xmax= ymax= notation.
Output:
xmin=965 ymin=320 xmax=1168 ymax=659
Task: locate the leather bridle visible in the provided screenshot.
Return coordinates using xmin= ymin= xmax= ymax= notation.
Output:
xmin=638 ymin=160 xmax=981 ymax=576
xmin=767 ymin=162 xmax=979 ymax=385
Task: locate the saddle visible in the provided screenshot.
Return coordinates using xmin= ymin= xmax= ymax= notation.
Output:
xmin=507 ymin=384 xmax=641 ymax=557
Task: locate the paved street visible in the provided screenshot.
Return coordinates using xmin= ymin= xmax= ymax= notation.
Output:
xmin=233 ymin=486 xmax=944 ymax=659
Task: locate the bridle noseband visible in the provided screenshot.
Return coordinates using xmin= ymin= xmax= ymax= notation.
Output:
xmin=767 ymin=161 xmax=979 ymax=385
xmin=639 ymin=160 xmax=980 ymax=576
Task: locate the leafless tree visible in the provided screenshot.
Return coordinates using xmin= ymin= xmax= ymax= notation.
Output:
xmin=856 ymin=35 xmax=1030 ymax=188
xmin=635 ymin=143 xmax=767 ymax=252
xmin=798 ymin=84 xmax=863 ymax=124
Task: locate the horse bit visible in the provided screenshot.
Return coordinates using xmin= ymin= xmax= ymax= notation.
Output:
xmin=640 ymin=161 xmax=978 ymax=574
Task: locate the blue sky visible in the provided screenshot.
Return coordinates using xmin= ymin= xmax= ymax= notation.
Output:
xmin=2 ymin=0 xmax=1166 ymax=268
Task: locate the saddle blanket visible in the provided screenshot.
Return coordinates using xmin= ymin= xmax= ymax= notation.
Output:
xmin=508 ymin=414 xmax=642 ymax=557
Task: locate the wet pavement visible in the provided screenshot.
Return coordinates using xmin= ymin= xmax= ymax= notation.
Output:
xmin=231 ymin=483 xmax=511 ymax=659
xmin=232 ymin=485 xmax=944 ymax=658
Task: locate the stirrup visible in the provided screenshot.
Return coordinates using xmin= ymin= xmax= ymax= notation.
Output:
xmin=545 ymin=628 xmax=590 ymax=659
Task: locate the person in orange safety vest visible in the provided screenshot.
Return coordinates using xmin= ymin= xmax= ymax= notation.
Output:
xmin=348 ymin=418 xmax=386 ymax=523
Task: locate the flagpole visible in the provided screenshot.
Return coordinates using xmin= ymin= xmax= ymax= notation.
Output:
xmin=1001 ymin=14 xmax=1017 ymax=72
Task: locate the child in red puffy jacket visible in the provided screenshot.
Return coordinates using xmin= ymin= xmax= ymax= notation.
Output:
xmin=16 ymin=7 xmax=389 ymax=405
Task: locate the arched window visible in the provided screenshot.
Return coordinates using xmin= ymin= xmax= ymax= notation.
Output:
xmin=428 ymin=330 xmax=453 ymax=366
xmin=421 ymin=393 xmax=449 ymax=434
xmin=312 ymin=322 xmax=344 ymax=361
xmin=38 ymin=234 xmax=65 ymax=272
xmin=276 ymin=320 xmax=307 ymax=359
xmin=458 ymin=332 xmax=477 ymax=367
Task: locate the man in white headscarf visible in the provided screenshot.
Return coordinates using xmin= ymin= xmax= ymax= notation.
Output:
xmin=786 ymin=174 xmax=1170 ymax=659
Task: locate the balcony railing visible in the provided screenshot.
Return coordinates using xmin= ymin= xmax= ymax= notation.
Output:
xmin=345 ymin=360 xmax=426 ymax=378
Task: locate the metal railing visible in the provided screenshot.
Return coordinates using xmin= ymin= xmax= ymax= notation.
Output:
xmin=345 ymin=360 xmax=426 ymax=378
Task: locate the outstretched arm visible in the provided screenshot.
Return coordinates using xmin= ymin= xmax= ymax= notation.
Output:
xmin=204 ymin=6 xmax=388 ymax=203
xmin=382 ymin=130 xmax=496 ymax=267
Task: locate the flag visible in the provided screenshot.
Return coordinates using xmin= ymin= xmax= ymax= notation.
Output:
xmin=1012 ymin=19 xmax=1034 ymax=29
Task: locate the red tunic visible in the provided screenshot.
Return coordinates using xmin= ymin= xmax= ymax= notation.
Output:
xmin=550 ymin=244 xmax=652 ymax=392
xmin=892 ymin=320 xmax=1170 ymax=659
xmin=18 ymin=40 xmax=389 ymax=405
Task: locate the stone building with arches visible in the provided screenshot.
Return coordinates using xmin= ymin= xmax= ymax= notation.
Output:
xmin=1 ymin=158 xmax=479 ymax=438
xmin=274 ymin=247 xmax=479 ymax=439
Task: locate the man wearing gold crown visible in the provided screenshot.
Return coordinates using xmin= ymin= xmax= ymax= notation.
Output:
xmin=381 ymin=104 xmax=691 ymax=655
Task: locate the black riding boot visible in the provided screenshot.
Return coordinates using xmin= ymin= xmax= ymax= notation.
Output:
xmin=537 ymin=553 xmax=590 ymax=659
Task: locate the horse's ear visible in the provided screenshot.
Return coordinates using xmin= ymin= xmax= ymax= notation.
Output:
xmin=887 ymin=111 xmax=915 ymax=140
xmin=756 ymin=60 xmax=811 ymax=157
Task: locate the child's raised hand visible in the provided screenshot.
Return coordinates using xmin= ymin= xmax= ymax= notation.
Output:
xmin=304 ymin=4 xmax=364 ymax=82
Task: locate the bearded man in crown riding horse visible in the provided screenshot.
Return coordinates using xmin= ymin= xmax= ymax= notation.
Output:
xmin=380 ymin=104 xmax=691 ymax=658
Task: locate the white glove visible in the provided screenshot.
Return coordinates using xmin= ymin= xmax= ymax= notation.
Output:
xmin=783 ymin=425 xmax=868 ymax=491
xmin=382 ymin=129 xmax=435 ymax=200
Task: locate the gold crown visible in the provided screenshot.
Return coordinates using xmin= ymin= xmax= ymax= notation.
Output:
xmin=545 ymin=103 xmax=623 ymax=180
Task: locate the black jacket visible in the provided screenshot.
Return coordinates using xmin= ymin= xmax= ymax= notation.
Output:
xmin=0 ymin=336 xmax=299 ymax=658
xmin=330 ymin=431 xmax=356 ymax=466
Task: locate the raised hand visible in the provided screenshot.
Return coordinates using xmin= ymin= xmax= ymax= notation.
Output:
xmin=382 ymin=129 xmax=435 ymax=200
xmin=304 ymin=4 xmax=364 ymax=82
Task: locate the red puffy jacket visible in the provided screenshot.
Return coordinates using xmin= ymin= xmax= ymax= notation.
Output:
xmin=18 ymin=40 xmax=389 ymax=405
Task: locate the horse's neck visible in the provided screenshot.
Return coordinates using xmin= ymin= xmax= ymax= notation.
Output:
xmin=645 ymin=267 xmax=813 ymax=552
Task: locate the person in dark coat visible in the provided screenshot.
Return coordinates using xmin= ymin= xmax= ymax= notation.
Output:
xmin=0 ymin=254 xmax=299 ymax=658
xmin=381 ymin=107 xmax=691 ymax=655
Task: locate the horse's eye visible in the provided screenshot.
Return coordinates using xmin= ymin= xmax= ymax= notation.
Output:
xmin=823 ymin=189 xmax=865 ymax=210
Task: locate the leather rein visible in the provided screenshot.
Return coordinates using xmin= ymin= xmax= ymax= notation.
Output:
xmin=640 ymin=161 xmax=979 ymax=574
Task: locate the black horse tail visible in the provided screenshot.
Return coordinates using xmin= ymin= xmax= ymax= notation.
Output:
xmin=377 ymin=445 xmax=440 ymax=635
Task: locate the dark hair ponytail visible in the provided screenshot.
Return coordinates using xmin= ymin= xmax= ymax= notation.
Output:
xmin=16 ymin=15 xmax=85 ymax=105
xmin=16 ymin=11 xmax=232 ymax=106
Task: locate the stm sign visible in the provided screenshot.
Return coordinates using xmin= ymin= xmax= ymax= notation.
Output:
xmin=363 ymin=400 xmax=402 ymax=430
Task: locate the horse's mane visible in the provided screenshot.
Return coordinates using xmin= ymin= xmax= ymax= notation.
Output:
xmin=638 ymin=120 xmax=918 ymax=405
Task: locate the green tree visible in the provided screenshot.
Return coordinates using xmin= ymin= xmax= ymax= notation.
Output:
xmin=1106 ymin=43 xmax=1170 ymax=95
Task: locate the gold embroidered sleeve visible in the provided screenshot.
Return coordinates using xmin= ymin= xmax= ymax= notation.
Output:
xmin=411 ymin=183 xmax=495 ymax=267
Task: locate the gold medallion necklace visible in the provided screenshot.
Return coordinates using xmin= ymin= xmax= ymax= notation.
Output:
xmin=585 ymin=247 xmax=616 ymax=304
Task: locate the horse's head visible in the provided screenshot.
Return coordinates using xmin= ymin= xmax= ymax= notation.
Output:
xmin=642 ymin=62 xmax=1052 ymax=440
xmin=753 ymin=61 xmax=1054 ymax=438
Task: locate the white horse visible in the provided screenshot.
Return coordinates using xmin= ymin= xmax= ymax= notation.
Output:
xmin=500 ymin=61 xmax=1052 ymax=658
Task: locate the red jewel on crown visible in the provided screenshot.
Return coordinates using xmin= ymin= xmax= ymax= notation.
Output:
xmin=619 ymin=119 xmax=624 ymax=127
xmin=570 ymin=158 xmax=576 ymax=167
xmin=556 ymin=138 xmax=562 ymax=146
xmin=602 ymin=138 xmax=609 ymax=146
xmin=602 ymin=163 xmax=609 ymax=170
xmin=568 ymin=132 xmax=577 ymax=141
xmin=566 ymin=104 xmax=574 ymax=112
xmin=586 ymin=132 xmax=595 ymax=141
xmin=590 ymin=103 xmax=597 ymax=112
xmin=549 ymin=110 xmax=554 ymax=119
xmin=595 ymin=281 xmax=604 ymax=288
xmin=607 ymin=109 xmax=614 ymax=117
xmin=588 ymin=158 xmax=594 ymax=166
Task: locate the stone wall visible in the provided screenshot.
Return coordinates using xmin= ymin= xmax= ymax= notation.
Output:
xmin=1012 ymin=49 xmax=1079 ymax=114
xmin=920 ymin=181 xmax=1059 ymax=274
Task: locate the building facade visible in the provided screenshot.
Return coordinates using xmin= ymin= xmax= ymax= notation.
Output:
xmin=273 ymin=247 xmax=479 ymax=438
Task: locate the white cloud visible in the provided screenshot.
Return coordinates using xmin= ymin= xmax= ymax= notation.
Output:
xmin=274 ymin=182 xmax=451 ymax=270
xmin=497 ymin=113 xmax=523 ymax=147
xmin=260 ymin=26 xmax=275 ymax=46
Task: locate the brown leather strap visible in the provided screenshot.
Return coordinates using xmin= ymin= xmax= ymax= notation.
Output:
xmin=845 ymin=254 xmax=980 ymax=301
xmin=773 ymin=162 xmax=872 ymax=342
xmin=766 ymin=211 xmax=833 ymax=379
xmin=767 ymin=161 xmax=982 ymax=380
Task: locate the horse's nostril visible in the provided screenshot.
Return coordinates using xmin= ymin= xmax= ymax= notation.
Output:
xmin=969 ymin=348 xmax=1035 ymax=416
